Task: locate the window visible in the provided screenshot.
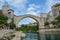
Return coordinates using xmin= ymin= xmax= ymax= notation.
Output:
xmin=8 ymin=12 xmax=11 ymax=14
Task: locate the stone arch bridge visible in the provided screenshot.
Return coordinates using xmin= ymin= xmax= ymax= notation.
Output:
xmin=14 ymin=14 xmax=44 ymax=29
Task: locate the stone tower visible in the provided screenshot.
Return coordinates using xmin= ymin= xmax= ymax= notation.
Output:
xmin=7 ymin=9 xmax=14 ymax=23
xmin=2 ymin=5 xmax=9 ymax=16
xmin=40 ymin=13 xmax=47 ymax=28
xmin=52 ymin=3 xmax=60 ymax=17
xmin=2 ymin=5 xmax=14 ymax=23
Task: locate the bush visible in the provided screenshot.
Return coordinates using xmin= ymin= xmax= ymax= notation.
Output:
xmin=44 ymin=21 xmax=49 ymax=26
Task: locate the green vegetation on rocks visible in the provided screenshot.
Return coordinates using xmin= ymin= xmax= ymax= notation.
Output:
xmin=0 ymin=14 xmax=8 ymax=26
xmin=44 ymin=14 xmax=60 ymax=28
xmin=16 ymin=24 xmax=38 ymax=32
xmin=10 ymin=21 xmax=15 ymax=29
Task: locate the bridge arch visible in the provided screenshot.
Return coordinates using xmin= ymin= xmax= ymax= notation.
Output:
xmin=17 ymin=17 xmax=39 ymax=29
xmin=14 ymin=14 xmax=44 ymax=29
xmin=18 ymin=16 xmax=39 ymax=25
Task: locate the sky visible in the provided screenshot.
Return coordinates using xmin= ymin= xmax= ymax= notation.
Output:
xmin=0 ymin=0 xmax=60 ymax=25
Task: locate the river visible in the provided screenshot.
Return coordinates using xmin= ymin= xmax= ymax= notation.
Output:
xmin=21 ymin=31 xmax=60 ymax=40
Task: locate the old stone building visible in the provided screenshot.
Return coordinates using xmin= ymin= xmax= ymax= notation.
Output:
xmin=1 ymin=5 xmax=14 ymax=23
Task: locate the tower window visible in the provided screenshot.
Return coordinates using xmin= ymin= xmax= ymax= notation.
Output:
xmin=8 ymin=12 xmax=11 ymax=14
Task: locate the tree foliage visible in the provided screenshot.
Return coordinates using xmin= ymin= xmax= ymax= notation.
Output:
xmin=10 ymin=21 xmax=15 ymax=29
xmin=0 ymin=14 xmax=8 ymax=20
xmin=16 ymin=24 xmax=38 ymax=32
xmin=0 ymin=14 xmax=8 ymax=25
xmin=44 ymin=21 xmax=49 ymax=26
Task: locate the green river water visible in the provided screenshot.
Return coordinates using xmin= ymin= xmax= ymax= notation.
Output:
xmin=22 ymin=32 xmax=60 ymax=40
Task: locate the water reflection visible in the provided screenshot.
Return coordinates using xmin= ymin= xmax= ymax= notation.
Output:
xmin=22 ymin=32 xmax=40 ymax=40
xmin=22 ymin=32 xmax=60 ymax=40
xmin=45 ymin=32 xmax=60 ymax=40
xmin=40 ymin=31 xmax=60 ymax=40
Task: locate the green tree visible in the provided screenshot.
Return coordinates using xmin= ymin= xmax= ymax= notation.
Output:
xmin=0 ymin=14 xmax=8 ymax=26
xmin=10 ymin=21 xmax=15 ymax=29
xmin=0 ymin=14 xmax=8 ymax=20
xmin=44 ymin=21 xmax=49 ymax=26
xmin=44 ymin=21 xmax=49 ymax=28
xmin=16 ymin=24 xmax=38 ymax=32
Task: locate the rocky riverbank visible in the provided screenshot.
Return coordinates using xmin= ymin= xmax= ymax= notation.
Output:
xmin=0 ymin=29 xmax=15 ymax=40
xmin=0 ymin=29 xmax=26 ymax=40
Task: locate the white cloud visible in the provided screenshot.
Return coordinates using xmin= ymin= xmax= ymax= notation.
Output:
xmin=27 ymin=11 xmax=37 ymax=15
xmin=1 ymin=0 xmax=60 ymax=16
xmin=28 ymin=4 xmax=40 ymax=11
xmin=6 ymin=0 xmax=13 ymax=2
xmin=26 ymin=4 xmax=40 ymax=16
xmin=0 ymin=0 xmax=5 ymax=9
xmin=6 ymin=0 xmax=27 ymax=5
xmin=0 ymin=0 xmax=27 ymax=13
xmin=29 ymin=4 xmax=40 ymax=8
xmin=0 ymin=0 xmax=4 ymax=2
xmin=6 ymin=0 xmax=27 ymax=11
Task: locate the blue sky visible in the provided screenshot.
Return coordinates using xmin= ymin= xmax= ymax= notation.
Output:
xmin=0 ymin=0 xmax=60 ymax=25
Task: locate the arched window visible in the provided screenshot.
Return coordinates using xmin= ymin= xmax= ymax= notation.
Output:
xmin=8 ymin=12 xmax=11 ymax=14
